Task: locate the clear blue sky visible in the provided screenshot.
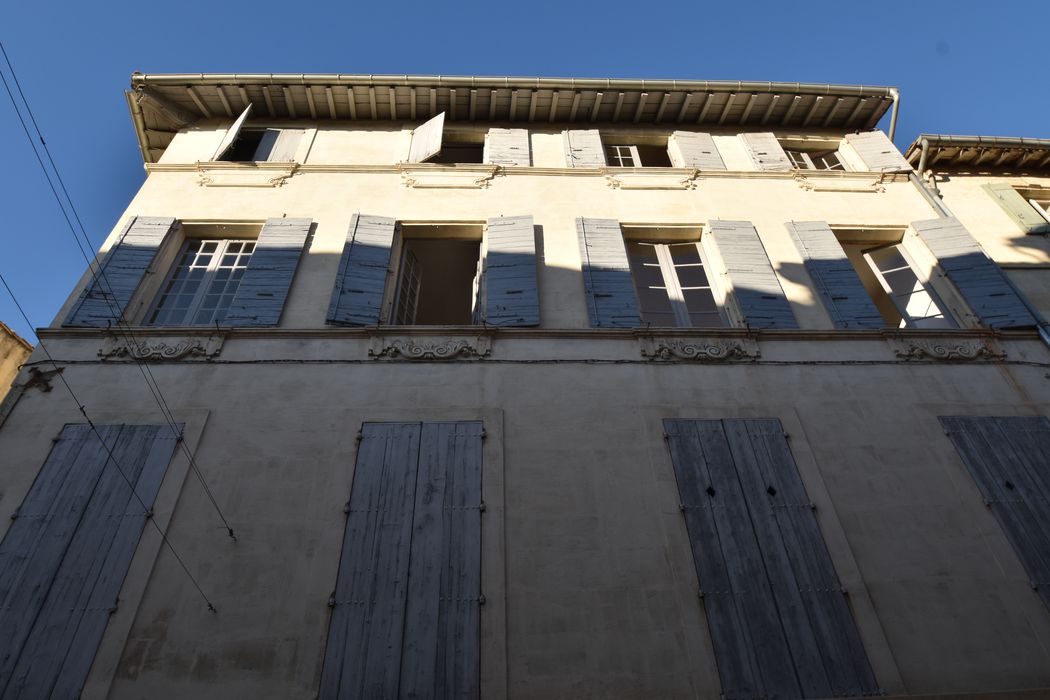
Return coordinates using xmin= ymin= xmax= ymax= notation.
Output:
xmin=2 ymin=0 xmax=1048 ymax=342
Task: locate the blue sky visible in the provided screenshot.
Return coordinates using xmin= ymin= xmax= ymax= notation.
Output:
xmin=2 ymin=0 xmax=1048 ymax=341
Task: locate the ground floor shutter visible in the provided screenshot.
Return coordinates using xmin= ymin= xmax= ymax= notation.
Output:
xmin=0 ymin=423 xmax=179 ymax=699
xmin=940 ymin=416 xmax=1050 ymax=611
xmin=326 ymin=215 xmax=397 ymax=326
xmin=665 ymin=418 xmax=878 ymax=699
xmin=224 ymin=218 xmax=312 ymax=327
xmin=321 ymin=421 xmax=483 ymax=700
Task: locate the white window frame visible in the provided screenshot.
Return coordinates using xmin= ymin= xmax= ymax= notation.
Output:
xmin=146 ymin=238 xmax=256 ymax=326
xmin=862 ymin=243 xmax=955 ymax=329
xmin=1028 ymin=197 xmax=1050 ymax=225
xmin=785 ymin=148 xmax=847 ymax=171
xmin=606 ymin=144 xmax=641 ymax=167
xmin=627 ymin=239 xmax=728 ymax=328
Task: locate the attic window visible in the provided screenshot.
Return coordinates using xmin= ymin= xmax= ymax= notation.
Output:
xmin=604 ymin=143 xmax=673 ymax=168
xmin=785 ymin=147 xmax=845 ymax=171
xmin=428 ymin=141 xmax=485 ymax=164
xmin=218 ymin=127 xmax=304 ymax=163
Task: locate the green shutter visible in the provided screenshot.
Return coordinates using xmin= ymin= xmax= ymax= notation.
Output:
xmin=982 ymin=184 xmax=1050 ymax=235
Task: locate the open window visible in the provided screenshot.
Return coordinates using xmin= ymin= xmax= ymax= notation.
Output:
xmin=212 ymin=104 xmax=305 ymax=163
xmin=604 ymin=142 xmax=673 ymax=167
xmin=623 ymin=226 xmax=727 ymax=327
xmin=783 ymin=140 xmax=848 ymax=171
xmin=407 ymin=112 xmax=485 ymax=164
xmin=391 ymin=224 xmax=483 ymax=325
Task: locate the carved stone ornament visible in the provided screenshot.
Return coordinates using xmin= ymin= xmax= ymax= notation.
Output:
xmin=793 ymin=170 xmax=887 ymax=194
xmin=196 ymin=163 xmax=297 ymax=188
xmin=640 ymin=337 xmax=760 ymax=362
xmin=398 ymin=164 xmax=499 ymax=189
xmin=604 ymin=168 xmax=701 ymax=191
xmin=891 ymin=338 xmax=1005 ymax=362
xmin=98 ymin=335 xmax=225 ymax=362
xmin=369 ymin=336 xmax=492 ymax=361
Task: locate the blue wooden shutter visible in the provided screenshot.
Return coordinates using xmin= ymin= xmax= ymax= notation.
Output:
xmin=562 ymin=130 xmax=606 ymax=167
xmin=667 ymin=131 xmax=726 ymax=170
xmin=0 ymin=423 xmax=179 ymax=698
xmin=483 ymin=215 xmax=539 ymax=326
xmin=786 ymin=221 xmax=884 ymax=329
xmin=665 ymin=418 xmax=878 ymax=699
xmin=844 ymin=131 xmax=911 ymax=172
xmin=576 ymin=217 xmax=641 ymax=328
xmin=224 ymin=218 xmax=311 ymax=327
xmin=709 ymin=220 xmax=798 ymax=329
xmin=940 ymin=416 xmax=1050 ymax=613
xmin=982 ymin=184 xmax=1050 ymax=235
xmin=321 ymin=421 xmax=483 ymax=700
xmin=912 ymin=217 xmax=1037 ymax=329
xmin=63 ymin=217 xmax=177 ymax=328
xmin=326 ymin=215 xmax=397 ymax=326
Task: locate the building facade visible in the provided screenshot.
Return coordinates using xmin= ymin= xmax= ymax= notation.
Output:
xmin=0 ymin=322 xmax=31 ymax=405
xmin=1 ymin=75 xmax=1050 ymax=699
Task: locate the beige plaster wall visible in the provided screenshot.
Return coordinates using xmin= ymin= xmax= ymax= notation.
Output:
xmin=0 ymin=324 xmax=30 ymax=399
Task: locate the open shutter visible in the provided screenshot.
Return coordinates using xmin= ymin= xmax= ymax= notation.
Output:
xmin=940 ymin=416 xmax=1050 ymax=613
xmin=665 ymin=418 xmax=878 ymax=699
xmin=483 ymin=128 xmax=530 ymax=166
xmin=326 ymin=215 xmax=397 ymax=326
xmin=667 ymin=131 xmax=726 ymax=170
xmin=321 ymin=421 xmax=482 ymax=700
xmin=912 ymin=217 xmax=1037 ymax=328
xmin=0 ymin=423 xmax=179 ymax=698
xmin=63 ymin=216 xmax=177 ymax=328
xmin=709 ymin=221 xmax=797 ymax=329
xmin=224 ymin=218 xmax=311 ymax=327
xmin=740 ymin=132 xmax=792 ymax=171
xmin=212 ymin=103 xmax=252 ymax=161
xmin=408 ymin=112 xmax=445 ymax=163
xmin=982 ymin=184 xmax=1050 ymax=235
xmin=786 ymin=221 xmax=884 ymax=329
xmin=844 ymin=131 xmax=911 ymax=172
xmin=267 ymin=129 xmax=305 ymax=162
xmin=562 ymin=129 xmax=606 ymax=168
xmin=576 ymin=217 xmax=640 ymax=328
xmin=483 ymin=215 xmax=539 ymax=326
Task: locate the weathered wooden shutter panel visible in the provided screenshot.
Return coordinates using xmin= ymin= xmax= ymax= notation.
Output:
xmin=576 ymin=217 xmax=641 ymax=328
xmin=562 ymin=129 xmax=606 ymax=167
xmin=787 ymin=221 xmax=884 ymax=329
xmin=63 ymin=216 xmax=178 ymax=328
xmin=326 ymin=215 xmax=397 ymax=326
xmin=212 ymin=103 xmax=252 ymax=160
xmin=483 ymin=128 xmax=530 ymax=166
xmin=940 ymin=416 xmax=1050 ymax=611
xmin=740 ymin=132 xmax=792 ymax=171
xmin=982 ymin=184 xmax=1050 ymax=235
xmin=225 ymin=218 xmax=311 ymax=327
xmin=408 ymin=112 xmax=445 ymax=163
xmin=267 ymin=129 xmax=305 ymax=162
xmin=667 ymin=131 xmax=726 ymax=170
xmin=912 ymin=217 xmax=1037 ymax=328
xmin=0 ymin=423 xmax=178 ymax=699
xmin=321 ymin=421 xmax=482 ymax=700
xmin=844 ymin=131 xmax=911 ymax=172
xmin=709 ymin=221 xmax=798 ymax=329
xmin=665 ymin=418 xmax=878 ymax=699
xmin=483 ymin=215 xmax=539 ymax=326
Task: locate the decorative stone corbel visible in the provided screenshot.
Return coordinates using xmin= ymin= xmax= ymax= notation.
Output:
xmin=890 ymin=337 xmax=1005 ymax=362
xmin=98 ymin=334 xmax=226 ymax=361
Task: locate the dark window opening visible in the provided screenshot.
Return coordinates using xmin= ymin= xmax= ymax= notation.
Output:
xmin=393 ymin=238 xmax=482 ymax=324
xmin=429 ymin=142 xmax=485 ymax=164
xmin=605 ymin=143 xmax=673 ymax=167
xmin=785 ymin=148 xmax=845 ymax=171
xmin=223 ymin=128 xmax=278 ymax=162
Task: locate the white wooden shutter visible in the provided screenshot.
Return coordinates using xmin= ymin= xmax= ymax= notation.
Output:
xmin=211 ymin=103 xmax=252 ymax=161
xmin=267 ymin=129 xmax=306 ymax=162
xmin=408 ymin=112 xmax=445 ymax=163
xmin=844 ymin=131 xmax=911 ymax=172
xmin=982 ymin=184 xmax=1050 ymax=234
xmin=225 ymin=218 xmax=311 ymax=327
xmin=740 ymin=132 xmax=792 ymax=171
xmin=562 ymin=130 xmax=606 ymax=168
xmin=483 ymin=128 xmax=530 ymax=166
xmin=576 ymin=217 xmax=640 ymax=327
xmin=709 ymin=220 xmax=798 ymax=329
xmin=667 ymin=131 xmax=726 ymax=170
xmin=483 ymin=215 xmax=539 ymax=326
xmin=326 ymin=215 xmax=398 ymax=326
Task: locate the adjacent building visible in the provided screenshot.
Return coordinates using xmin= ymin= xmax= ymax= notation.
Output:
xmin=0 ymin=322 xmax=31 ymax=403
xmin=1 ymin=74 xmax=1049 ymax=699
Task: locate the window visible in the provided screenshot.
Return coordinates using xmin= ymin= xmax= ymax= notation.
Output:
xmin=625 ymin=236 xmax=726 ymax=327
xmin=391 ymin=225 xmax=483 ymax=325
xmin=220 ymin=128 xmax=304 ymax=163
xmin=604 ymin=143 xmax=673 ymax=168
xmin=785 ymin=147 xmax=846 ymax=171
xmin=1026 ymin=194 xmax=1050 ymax=225
xmin=427 ymin=141 xmax=485 ymax=164
xmin=861 ymin=243 xmax=954 ymax=329
xmin=147 ymin=238 xmax=255 ymax=325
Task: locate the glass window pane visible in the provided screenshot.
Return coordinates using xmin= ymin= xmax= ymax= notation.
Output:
xmin=683 ymin=288 xmax=719 ymax=313
xmin=689 ymin=311 xmax=726 ymax=328
xmin=640 ymin=310 xmax=676 ymax=327
xmin=675 ymin=265 xmax=710 ymax=288
xmin=668 ymin=243 xmax=701 ymax=265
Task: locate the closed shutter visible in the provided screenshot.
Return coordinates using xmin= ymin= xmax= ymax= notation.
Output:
xmin=844 ymin=131 xmax=911 ymax=172
xmin=787 ymin=221 xmax=884 ymax=329
xmin=709 ymin=221 xmax=797 ymax=329
xmin=665 ymin=418 xmax=878 ymax=699
xmin=740 ymin=132 xmax=792 ymax=171
xmin=912 ymin=217 xmax=1037 ymax=328
xmin=63 ymin=216 xmax=178 ymax=328
xmin=212 ymin=103 xmax=252 ymax=161
xmin=408 ymin=112 xmax=445 ymax=163
xmin=667 ymin=131 xmax=726 ymax=170
xmin=576 ymin=217 xmax=641 ymax=328
xmin=562 ymin=129 xmax=606 ymax=168
xmin=483 ymin=215 xmax=539 ymax=326
xmin=940 ymin=416 xmax=1050 ymax=612
xmin=982 ymin=184 xmax=1050 ymax=235
xmin=0 ymin=423 xmax=179 ymax=698
xmin=326 ymin=215 xmax=397 ymax=326
xmin=321 ymin=421 xmax=483 ymax=700
xmin=224 ymin=218 xmax=311 ymax=327
xmin=267 ymin=129 xmax=305 ymax=162
xmin=483 ymin=128 xmax=530 ymax=166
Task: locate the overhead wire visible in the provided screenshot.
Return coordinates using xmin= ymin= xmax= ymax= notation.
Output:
xmin=0 ymin=41 xmax=236 ymax=541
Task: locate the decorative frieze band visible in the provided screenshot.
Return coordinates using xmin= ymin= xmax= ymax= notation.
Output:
xmin=639 ymin=337 xmax=760 ymax=362
xmin=98 ymin=335 xmax=226 ymax=361
xmin=890 ymin=338 xmax=1005 ymax=362
xmin=368 ymin=335 xmax=493 ymax=361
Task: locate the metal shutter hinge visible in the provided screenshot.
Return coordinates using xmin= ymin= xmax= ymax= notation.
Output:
xmin=479 ymin=501 xmax=486 ymax=513
xmin=480 ymin=430 xmax=487 ymax=440
xmin=343 ymin=501 xmax=351 ymax=514
xmin=698 ymin=589 xmax=705 ymax=599
xmin=145 ymin=509 xmax=154 ymax=519
xmin=355 ymin=432 xmax=362 ymax=442
xmin=328 ymin=594 xmax=336 ymax=608
xmin=478 ymin=594 xmax=486 ymax=605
